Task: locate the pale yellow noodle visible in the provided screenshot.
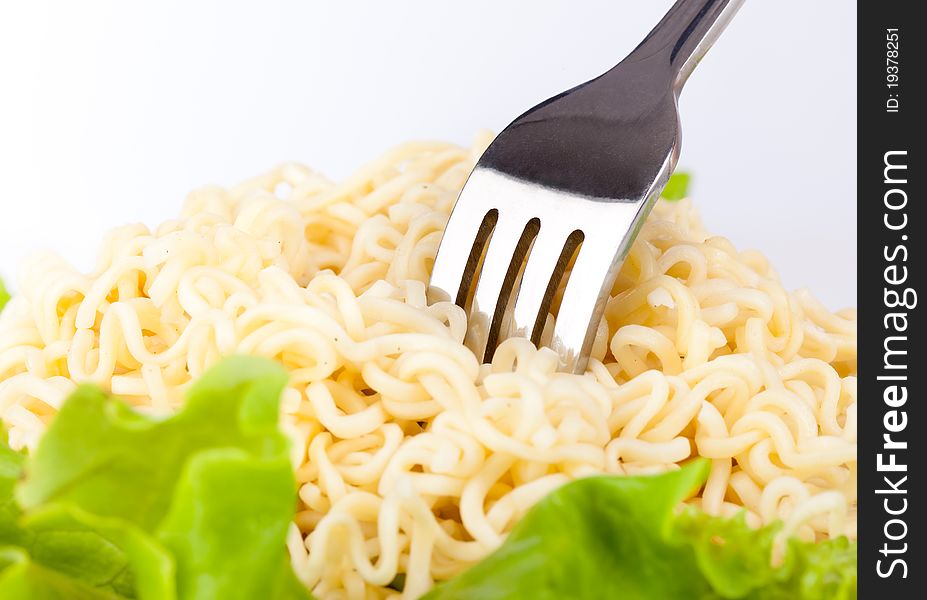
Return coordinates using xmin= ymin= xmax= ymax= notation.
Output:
xmin=0 ymin=136 xmax=857 ymax=599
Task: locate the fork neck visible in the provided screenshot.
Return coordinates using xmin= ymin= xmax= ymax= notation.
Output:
xmin=622 ymin=0 xmax=743 ymax=93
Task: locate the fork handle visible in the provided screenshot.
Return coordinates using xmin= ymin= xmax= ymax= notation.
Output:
xmin=624 ymin=0 xmax=744 ymax=92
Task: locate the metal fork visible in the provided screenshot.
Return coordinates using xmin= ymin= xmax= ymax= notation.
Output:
xmin=429 ymin=0 xmax=743 ymax=373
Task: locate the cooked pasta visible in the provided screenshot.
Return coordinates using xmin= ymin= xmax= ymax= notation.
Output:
xmin=0 ymin=136 xmax=857 ymax=599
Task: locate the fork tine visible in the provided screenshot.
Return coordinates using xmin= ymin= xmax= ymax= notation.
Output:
xmin=464 ymin=212 xmax=536 ymax=362
xmin=429 ymin=198 xmax=495 ymax=307
xmin=507 ymin=222 xmax=580 ymax=344
xmin=549 ymin=236 xmax=623 ymax=373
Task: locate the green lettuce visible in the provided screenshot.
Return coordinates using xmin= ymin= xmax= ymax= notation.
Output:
xmin=0 ymin=428 xmax=24 ymax=540
xmin=4 ymin=425 xmax=169 ymax=599
xmin=0 ymin=504 xmax=175 ymax=599
xmin=0 ymin=276 xmax=9 ymax=311
xmin=425 ymin=460 xmax=856 ymax=600
xmin=662 ymin=172 xmax=691 ymax=201
xmin=1 ymin=357 xmax=311 ymax=600
xmin=0 ymin=354 xmax=856 ymax=599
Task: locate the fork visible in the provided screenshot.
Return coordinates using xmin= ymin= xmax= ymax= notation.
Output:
xmin=428 ymin=0 xmax=743 ymax=373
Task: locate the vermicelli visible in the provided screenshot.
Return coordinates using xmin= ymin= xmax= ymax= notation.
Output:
xmin=0 ymin=135 xmax=857 ymax=599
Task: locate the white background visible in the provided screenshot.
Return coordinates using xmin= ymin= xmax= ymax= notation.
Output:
xmin=0 ymin=0 xmax=856 ymax=309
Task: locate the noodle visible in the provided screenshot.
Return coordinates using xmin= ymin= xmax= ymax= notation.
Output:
xmin=0 ymin=136 xmax=857 ymax=599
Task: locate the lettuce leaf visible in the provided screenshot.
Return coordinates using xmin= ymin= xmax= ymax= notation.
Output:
xmin=0 ymin=428 xmax=24 ymax=542
xmin=1 ymin=355 xmax=856 ymax=599
xmin=0 ymin=276 xmax=9 ymax=311
xmin=0 ymin=547 xmax=121 ymax=600
xmin=157 ymin=449 xmax=309 ymax=600
xmin=425 ymin=460 xmax=856 ymax=600
xmin=2 ymin=505 xmax=175 ymax=600
xmin=17 ymin=357 xmax=291 ymax=529
xmin=662 ymin=172 xmax=691 ymax=201
xmin=3 ymin=426 xmax=169 ymax=599
xmin=2 ymin=357 xmax=312 ymax=600
xmin=678 ymin=505 xmax=857 ymax=599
